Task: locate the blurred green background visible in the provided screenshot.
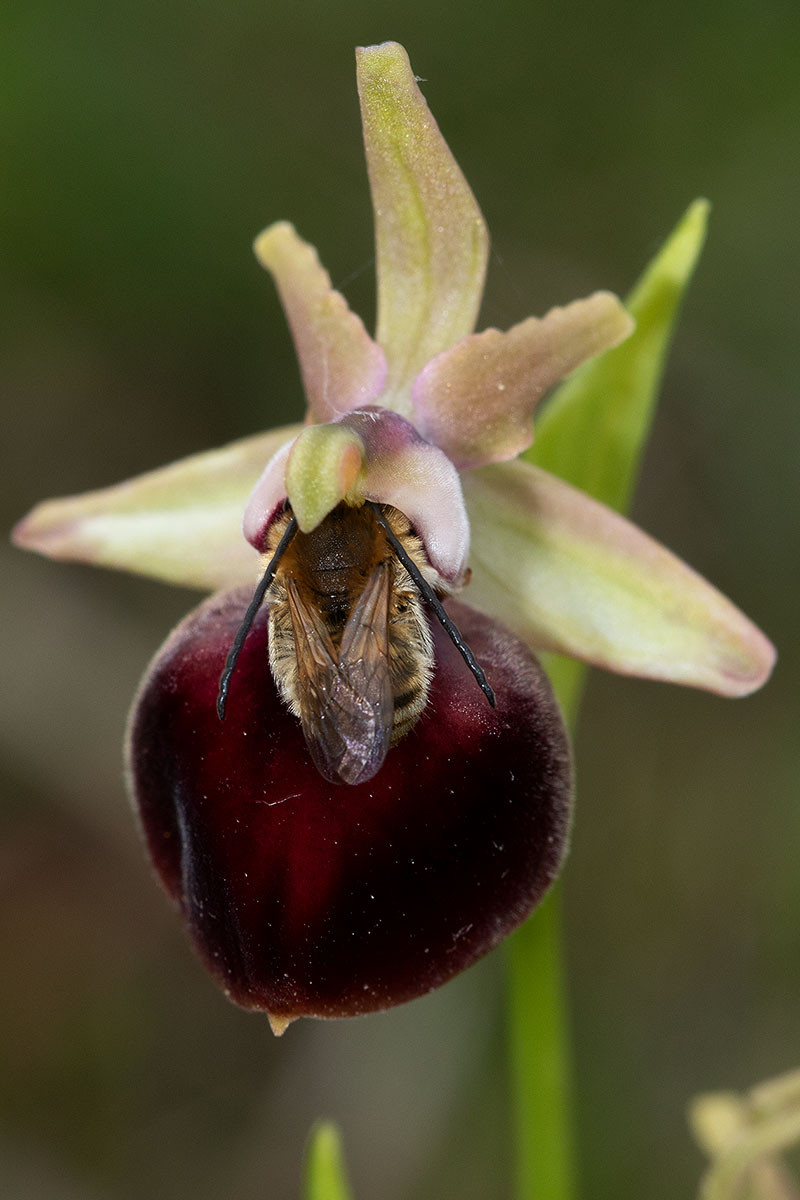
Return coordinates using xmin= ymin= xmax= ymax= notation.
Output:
xmin=3 ymin=1 xmax=798 ymax=1197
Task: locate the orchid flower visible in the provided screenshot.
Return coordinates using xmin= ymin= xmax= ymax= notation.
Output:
xmin=13 ymin=42 xmax=774 ymax=1033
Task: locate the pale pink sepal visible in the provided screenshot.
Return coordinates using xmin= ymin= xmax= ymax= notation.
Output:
xmin=462 ymin=460 xmax=776 ymax=697
xmin=356 ymin=42 xmax=489 ymax=407
xmin=12 ymin=425 xmax=302 ymax=591
xmin=412 ymin=293 xmax=634 ymax=470
xmin=254 ymin=222 xmax=387 ymax=423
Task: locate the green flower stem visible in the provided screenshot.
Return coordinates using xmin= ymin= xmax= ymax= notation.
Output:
xmin=508 ymin=200 xmax=709 ymax=1200
xmin=507 ymin=885 xmax=576 ymax=1200
xmin=507 ymin=654 xmax=585 ymax=1200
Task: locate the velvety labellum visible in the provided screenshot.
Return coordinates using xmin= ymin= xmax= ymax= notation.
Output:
xmin=127 ymin=594 xmax=572 ymax=1028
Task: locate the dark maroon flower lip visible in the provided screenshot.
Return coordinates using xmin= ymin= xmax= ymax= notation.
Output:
xmin=126 ymin=591 xmax=572 ymax=1032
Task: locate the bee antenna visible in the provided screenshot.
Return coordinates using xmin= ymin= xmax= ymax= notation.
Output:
xmin=216 ymin=514 xmax=299 ymax=720
xmin=368 ymin=502 xmax=496 ymax=708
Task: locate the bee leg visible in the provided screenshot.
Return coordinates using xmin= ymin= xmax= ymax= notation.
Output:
xmin=368 ymin=502 xmax=496 ymax=708
xmin=216 ymin=515 xmax=299 ymax=719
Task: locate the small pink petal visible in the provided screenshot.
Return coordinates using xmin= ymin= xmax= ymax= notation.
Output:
xmin=13 ymin=426 xmax=301 ymax=591
xmin=341 ymin=408 xmax=470 ymax=587
xmin=254 ymin=222 xmax=387 ymax=422
xmin=242 ymin=437 xmax=295 ymax=550
xmin=412 ymin=293 xmax=634 ymax=469
xmin=463 ymin=460 xmax=776 ymax=697
xmin=356 ymin=42 xmax=489 ymax=405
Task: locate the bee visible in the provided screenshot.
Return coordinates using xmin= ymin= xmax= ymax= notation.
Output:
xmin=217 ymin=500 xmax=494 ymax=786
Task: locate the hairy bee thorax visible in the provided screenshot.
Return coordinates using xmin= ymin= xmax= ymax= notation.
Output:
xmin=263 ymin=502 xmax=441 ymax=747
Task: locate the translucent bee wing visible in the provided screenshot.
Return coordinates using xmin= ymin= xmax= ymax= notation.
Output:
xmin=286 ymin=579 xmax=362 ymax=784
xmin=286 ymin=568 xmax=394 ymax=786
xmin=286 ymin=577 xmax=340 ymax=673
xmin=337 ymin=560 xmax=395 ymax=753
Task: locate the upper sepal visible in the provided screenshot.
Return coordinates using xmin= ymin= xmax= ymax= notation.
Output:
xmin=356 ymin=42 xmax=489 ymax=405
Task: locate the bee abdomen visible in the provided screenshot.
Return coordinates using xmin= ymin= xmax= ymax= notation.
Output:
xmin=390 ymin=687 xmax=429 ymax=745
xmin=388 ymin=588 xmax=434 ymax=746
